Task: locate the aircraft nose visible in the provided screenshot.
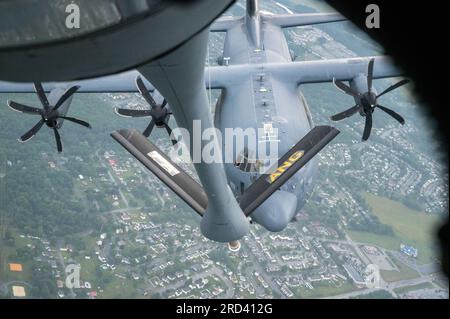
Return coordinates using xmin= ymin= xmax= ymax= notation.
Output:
xmin=250 ymin=190 xmax=297 ymax=232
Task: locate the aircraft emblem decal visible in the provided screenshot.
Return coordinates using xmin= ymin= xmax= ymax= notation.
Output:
xmin=266 ymin=150 xmax=304 ymax=184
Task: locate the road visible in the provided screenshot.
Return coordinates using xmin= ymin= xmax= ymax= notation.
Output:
xmin=97 ymin=150 xmax=130 ymax=209
xmin=323 ymin=274 xmax=437 ymax=299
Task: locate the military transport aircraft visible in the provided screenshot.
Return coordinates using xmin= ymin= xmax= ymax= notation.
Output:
xmin=0 ymin=0 xmax=409 ymax=250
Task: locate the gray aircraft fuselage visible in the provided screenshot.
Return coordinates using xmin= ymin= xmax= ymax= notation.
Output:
xmin=214 ymin=7 xmax=317 ymax=231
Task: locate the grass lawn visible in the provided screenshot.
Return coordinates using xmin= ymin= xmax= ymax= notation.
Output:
xmin=76 ymin=234 xmax=104 ymax=283
xmin=347 ymin=231 xmax=399 ymax=251
xmin=394 ymin=282 xmax=435 ymax=295
xmin=348 ymin=192 xmax=443 ymax=264
xmin=0 ymin=229 xmax=34 ymax=296
xmin=78 ymin=258 xmax=98 ymax=284
xmin=432 ymin=280 xmax=449 ymax=290
xmin=380 ymin=252 xmax=420 ymax=282
xmin=100 ymin=276 xmax=139 ymax=298
xmin=76 ymin=257 xmax=139 ymax=298
xmin=295 ymin=280 xmax=356 ymax=298
xmin=0 ymin=245 xmax=32 ymax=283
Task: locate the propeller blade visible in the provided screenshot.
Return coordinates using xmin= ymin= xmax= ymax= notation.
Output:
xmin=331 ymin=105 xmax=361 ymax=121
xmin=164 ymin=124 xmax=178 ymax=146
xmin=376 ymin=104 xmax=405 ymax=125
xmin=8 ymin=100 xmax=42 ymax=115
xmin=34 ymin=82 xmax=50 ymax=110
xmin=135 ymin=76 xmax=158 ymax=108
xmin=367 ymin=58 xmax=374 ymax=93
xmin=53 ymin=127 xmax=63 ymax=152
xmin=362 ymin=111 xmax=373 ymax=141
xmin=54 ymin=85 xmax=80 ymax=110
xmin=376 ymin=79 xmax=410 ymax=98
xmin=142 ymin=120 xmax=155 ymax=137
xmin=19 ymin=119 xmax=45 ymax=142
xmin=59 ymin=116 xmax=91 ymax=128
xmin=333 ymin=78 xmax=360 ymax=98
xmin=114 ymin=108 xmax=153 ymax=118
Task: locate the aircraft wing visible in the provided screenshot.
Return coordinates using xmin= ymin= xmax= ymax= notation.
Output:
xmin=0 ymin=67 xmax=229 ymax=92
xmin=262 ymin=12 xmax=346 ymax=28
xmin=203 ymin=56 xmax=403 ymax=89
xmin=157 ymin=55 xmax=400 ymax=89
xmin=0 ymin=56 xmax=401 ymax=92
xmin=269 ymin=56 xmax=403 ymax=84
xmin=0 ymin=70 xmax=147 ymax=93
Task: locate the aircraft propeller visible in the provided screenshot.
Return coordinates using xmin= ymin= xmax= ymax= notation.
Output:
xmin=115 ymin=76 xmax=177 ymax=145
xmin=7 ymin=82 xmax=91 ymax=152
xmin=331 ymin=58 xmax=409 ymax=141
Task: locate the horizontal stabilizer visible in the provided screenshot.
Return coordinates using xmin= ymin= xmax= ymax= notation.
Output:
xmin=210 ymin=16 xmax=243 ymax=32
xmin=263 ymin=12 xmax=346 ymax=28
xmin=111 ymin=129 xmax=207 ymax=216
xmin=240 ymin=125 xmax=340 ymax=216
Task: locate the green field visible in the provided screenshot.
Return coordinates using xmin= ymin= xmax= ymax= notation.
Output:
xmin=394 ymin=282 xmax=435 ymax=295
xmin=0 ymin=228 xmax=34 ymax=297
xmin=380 ymin=252 xmax=420 ymax=282
xmin=295 ymin=280 xmax=356 ymax=298
xmin=100 ymin=275 xmax=140 ymax=299
xmin=348 ymin=192 xmax=443 ymax=264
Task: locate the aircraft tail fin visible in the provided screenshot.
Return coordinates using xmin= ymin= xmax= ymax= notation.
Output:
xmin=263 ymin=12 xmax=346 ymax=28
xmin=209 ymin=2 xmax=345 ymax=32
xmin=240 ymin=125 xmax=340 ymax=216
xmin=111 ymin=129 xmax=207 ymax=216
